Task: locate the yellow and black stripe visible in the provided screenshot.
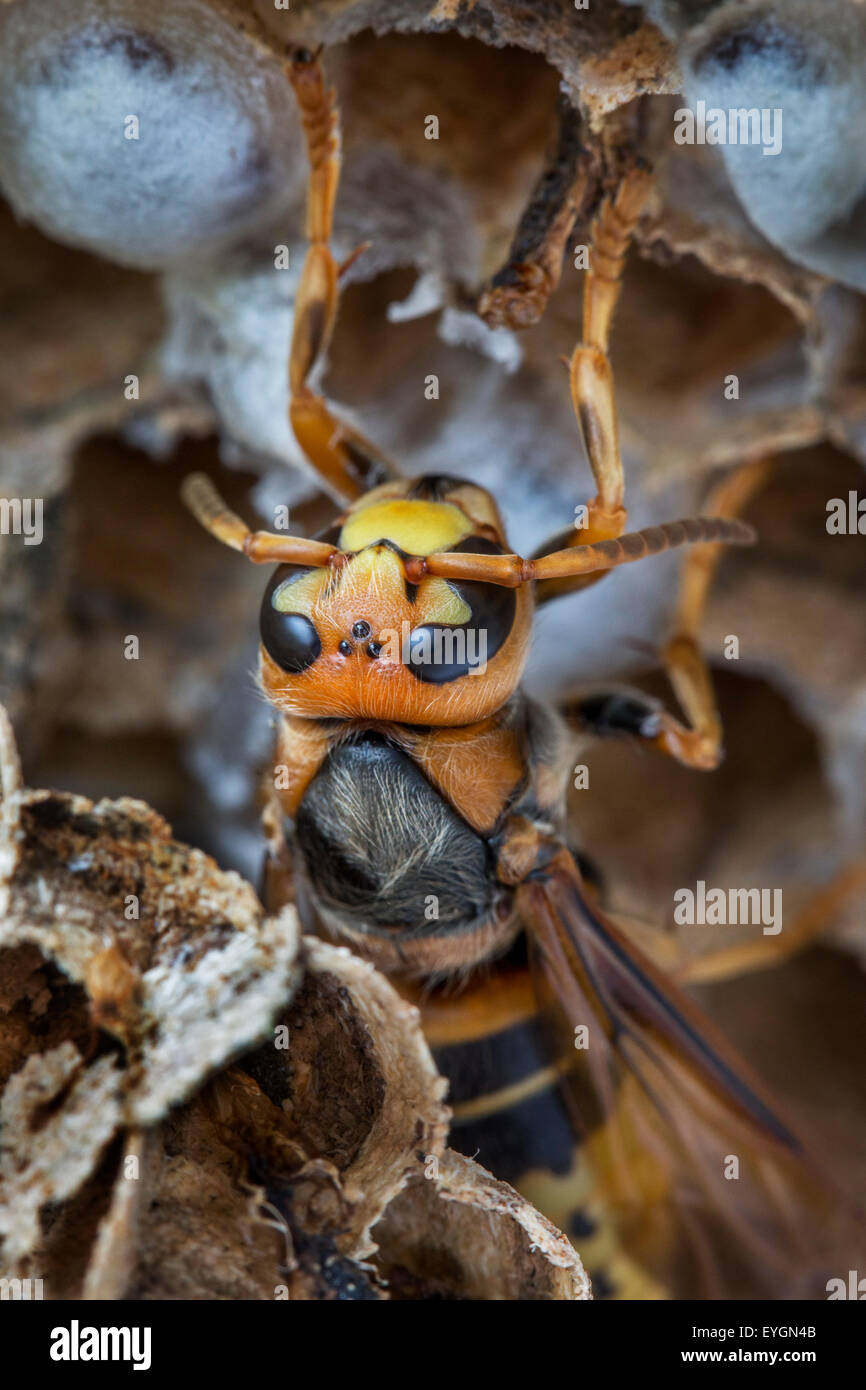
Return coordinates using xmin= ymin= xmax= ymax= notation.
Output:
xmin=418 ymin=941 xmax=663 ymax=1300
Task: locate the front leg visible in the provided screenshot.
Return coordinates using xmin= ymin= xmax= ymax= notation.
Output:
xmin=260 ymin=714 xmax=334 ymax=913
xmin=572 ymin=688 xmax=664 ymax=741
xmin=567 ymin=458 xmax=769 ymax=771
xmin=287 ymin=50 xmax=397 ymax=504
xmin=652 ymin=457 xmax=768 ymax=769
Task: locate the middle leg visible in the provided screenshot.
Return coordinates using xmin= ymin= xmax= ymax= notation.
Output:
xmin=533 ymin=162 xmax=653 ymax=604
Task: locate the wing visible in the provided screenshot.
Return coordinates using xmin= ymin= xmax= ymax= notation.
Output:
xmin=517 ymin=846 xmax=866 ymax=1299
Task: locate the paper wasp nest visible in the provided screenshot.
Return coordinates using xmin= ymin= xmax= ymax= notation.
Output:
xmin=0 ymin=713 xmax=587 ymax=1298
xmin=0 ymin=0 xmax=865 ymax=1295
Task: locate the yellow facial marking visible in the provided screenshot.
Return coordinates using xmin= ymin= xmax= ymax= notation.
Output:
xmin=339 ymin=499 xmax=471 ymax=556
xmin=339 ymin=549 xmax=470 ymax=623
xmin=269 ymin=546 xmax=471 ymax=631
xmin=337 ymin=546 xmax=401 ymax=599
xmin=416 ymin=578 xmax=471 ymax=625
xmin=272 ymin=568 xmax=329 ymax=614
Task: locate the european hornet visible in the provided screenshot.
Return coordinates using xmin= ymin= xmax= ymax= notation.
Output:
xmin=183 ymin=48 xmax=864 ymax=1300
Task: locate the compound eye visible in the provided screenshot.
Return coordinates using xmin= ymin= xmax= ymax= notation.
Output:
xmin=260 ymin=566 xmax=321 ymax=674
xmin=405 ymin=624 xmax=477 ymax=684
xmin=406 ymin=538 xmax=516 ymax=685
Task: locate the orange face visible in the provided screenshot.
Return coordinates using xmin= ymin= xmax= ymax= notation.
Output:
xmin=258 ymin=476 xmax=533 ymax=726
